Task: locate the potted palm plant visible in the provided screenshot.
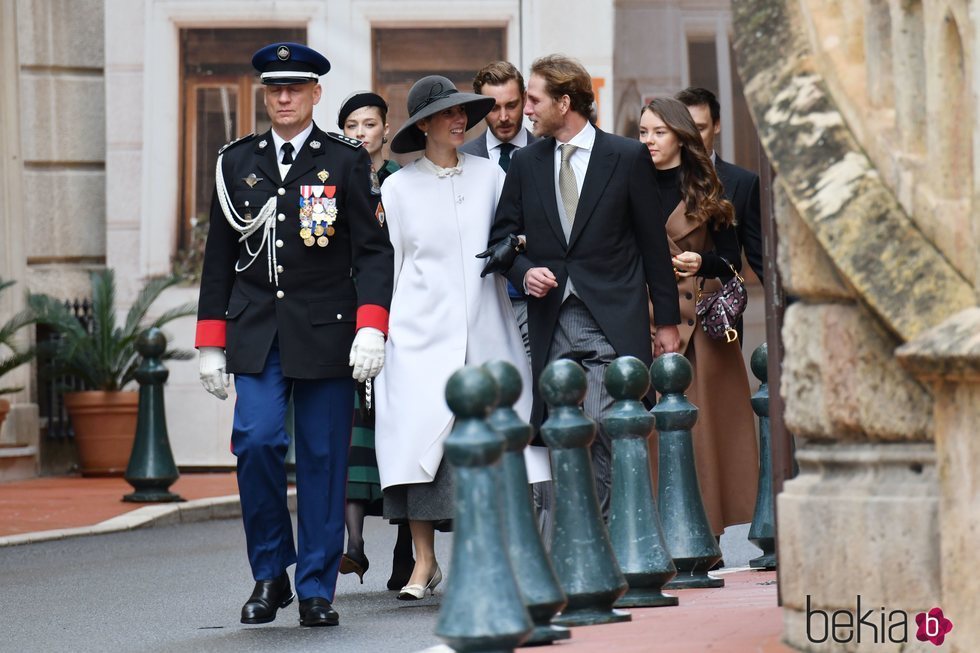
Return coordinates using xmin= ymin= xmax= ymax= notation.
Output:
xmin=0 ymin=279 xmax=36 ymax=434
xmin=30 ymin=269 xmax=196 ymax=476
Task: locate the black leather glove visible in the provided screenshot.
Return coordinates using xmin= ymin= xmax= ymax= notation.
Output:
xmin=476 ymin=234 xmax=523 ymax=278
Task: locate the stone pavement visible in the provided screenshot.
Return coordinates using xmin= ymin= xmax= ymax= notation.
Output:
xmin=0 ymin=473 xmax=793 ymax=652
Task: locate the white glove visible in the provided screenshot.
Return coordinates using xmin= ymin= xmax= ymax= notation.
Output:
xmin=349 ymin=327 xmax=385 ymax=383
xmin=199 ymin=346 xmax=230 ymax=400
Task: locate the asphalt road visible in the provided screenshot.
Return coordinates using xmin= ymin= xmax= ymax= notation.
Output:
xmin=0 ymin=513 xmax=759 ymax=653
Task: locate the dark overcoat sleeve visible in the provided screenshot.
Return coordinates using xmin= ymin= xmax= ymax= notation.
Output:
xmin=738 ymin=173 xmax=764 ymax=282
xmin=346 ymin=147 xmax=394 ymax=332
xmin=488 ymin=150 xmax=535 ymax=290
xmin=626 ymin=142 xmax=681 ymax=326
xmin=196 ymin=151 xmax=244 ymax=348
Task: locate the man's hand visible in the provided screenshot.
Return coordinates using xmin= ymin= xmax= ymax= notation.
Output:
xmin=524 ymin=267 xmax=558 ymax=298
xmin=653 ymin=325 xmax=681 ymax=357
xmin=199 ymin=346 xmax=230 ymax=400
xmin=476 ymin=234 xmax=523 ymax=278
xmin=349 ymin=327 xmax=385 ymax=382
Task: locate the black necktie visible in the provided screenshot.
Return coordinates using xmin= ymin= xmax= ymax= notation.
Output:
xmin=281 ymin=142 xmax=294 ymax=165
xmin=498 ymin=142 xmax=515 ymax=172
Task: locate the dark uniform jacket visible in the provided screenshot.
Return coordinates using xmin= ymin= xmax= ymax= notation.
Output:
xmin=715 ymin=155 xmax=763 ymax=283
xmin=489 ymin=127 xmax=680 ymax=424
xmin=196 ymin=123 xmax=394 ymax=379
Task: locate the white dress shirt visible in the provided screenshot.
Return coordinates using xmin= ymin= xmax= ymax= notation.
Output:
xmin=486 ymin=127 xmax=529 ymax=167
xmin=271 ymin=122 xmax=314 ymax=181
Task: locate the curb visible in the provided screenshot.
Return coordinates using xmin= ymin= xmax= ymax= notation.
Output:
xmin=0 ymin=489 xmax=297 ymax=548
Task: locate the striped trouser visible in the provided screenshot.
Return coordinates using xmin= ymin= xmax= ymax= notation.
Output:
xmin=544 ymin=295 xmax=618 ymax=519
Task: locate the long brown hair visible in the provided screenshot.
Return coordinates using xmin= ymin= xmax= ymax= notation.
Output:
xmin=643 ymin=97 xmax=734 ymax=228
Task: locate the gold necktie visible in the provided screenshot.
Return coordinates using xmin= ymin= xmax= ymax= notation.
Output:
xmin=559 ymin=143 xmax=579 ymax=225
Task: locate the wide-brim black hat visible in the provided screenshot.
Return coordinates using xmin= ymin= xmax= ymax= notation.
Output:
xmin=390 ymin=76 xmax=495 ymax=154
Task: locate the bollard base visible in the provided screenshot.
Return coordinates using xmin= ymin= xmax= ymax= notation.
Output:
xmin=123 ymin=489 xmax=185 ymax=503
xmin=551 ymin=607 xmax=631 ymax=627
xmin=749 ymin=552 xmax=777 ymax=570
xmin=521 ymin=623 xmax=572 ymax=646
xmin=663 ymin=571 xmax=724 ymax=590
xmin=614 ymin=587 xmax=679 ymax=608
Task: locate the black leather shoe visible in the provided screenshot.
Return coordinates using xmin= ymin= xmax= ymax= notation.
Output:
xmin=299 ymin=597 xmax=339 ymax=627
xmin=241 ymin=572 xmax=294 ymax=624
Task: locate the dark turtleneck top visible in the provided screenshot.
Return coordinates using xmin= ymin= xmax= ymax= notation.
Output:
xmin=653 ymin=165 xmax=741 ymax=280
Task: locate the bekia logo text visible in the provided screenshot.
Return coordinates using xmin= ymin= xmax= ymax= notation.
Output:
xmin=806 ymin=595 xmax=953 ymax=646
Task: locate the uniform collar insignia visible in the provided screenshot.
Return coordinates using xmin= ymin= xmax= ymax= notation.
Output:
xmin=310 ymin=140 xmax=321 ymax=149
xmin=258 ymin=139 xmax=268 ymax=148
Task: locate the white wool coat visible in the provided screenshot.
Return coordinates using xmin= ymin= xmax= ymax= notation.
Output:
xmin=375 ymin=154 xmax=549 ymax=489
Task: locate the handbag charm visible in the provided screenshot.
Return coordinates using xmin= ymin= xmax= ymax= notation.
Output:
xmin=695 ymin=257 xmax=747 ymax=343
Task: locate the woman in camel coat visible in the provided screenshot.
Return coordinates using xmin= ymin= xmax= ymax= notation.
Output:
xmin=641 ymin=97 xmax=758 ymax=537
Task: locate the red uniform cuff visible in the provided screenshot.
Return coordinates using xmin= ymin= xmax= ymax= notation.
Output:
xmin=195 ymin=320 xmax=227 ymax=348
xmin=356 ymin=304 xmax=389 ymax=336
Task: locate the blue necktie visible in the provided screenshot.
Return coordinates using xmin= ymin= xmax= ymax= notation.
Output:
xmin=498 ymin=142 xmax=515 ymax=172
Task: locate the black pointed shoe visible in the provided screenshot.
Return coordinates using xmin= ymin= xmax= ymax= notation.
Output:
xmin=299 ymin=597 xmax=339 ymax=627
xmin=241 ymin=572 xmax=294 ymax=624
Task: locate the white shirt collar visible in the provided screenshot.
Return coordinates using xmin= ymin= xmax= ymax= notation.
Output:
xmin=417 ymin=152 xmax=466 ymax=177
xmin=710 ymin=150 xmax=717 ymax=165
xmin=555 ymin=120 xmax=596 ymax=152
xmin=271 ymin=121 xmax=314 ymax=160
xmin=487 ymin=127 xmax=529 ymax=151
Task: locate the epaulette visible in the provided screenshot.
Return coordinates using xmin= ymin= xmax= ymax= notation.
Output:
xmin=218 ymin=132 xmax=256 ymax=155
xmin=326 ymin=132 xmax=363 ymax=149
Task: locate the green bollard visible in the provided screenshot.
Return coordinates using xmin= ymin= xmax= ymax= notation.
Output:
xmin=748 ymin=344 xmax=777 ymax=570
xmin=540 ymin=359 xmax=630 ymax=627
xmin=483 ymin=360 xmax=571 ymax=646
xmin=651 ymin=353 xmax=723 ymax=589
xmin=436 ymin=366 xmax=533 ymax=653
xmin=604 ymin=356 xmax=678 ymax=608
xmin=123 ymin=328 xmax=184 ymax=503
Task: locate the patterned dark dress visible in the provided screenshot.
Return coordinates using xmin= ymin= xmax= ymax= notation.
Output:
xmin=346 ymin=159 xmax=401 ymax=514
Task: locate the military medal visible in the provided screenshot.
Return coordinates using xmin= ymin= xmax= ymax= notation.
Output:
xmin=300 ymin=227 xmax=312 ymax=239
xmin=326 ymin=226 xmax=335 ymax=236
xmin=317 ymin=169 xmax=329 ymax=182
xmin=317 ymin=236 xmax=328 ymax=247
xmin=304 ymin=236 xmax=315 ymax=247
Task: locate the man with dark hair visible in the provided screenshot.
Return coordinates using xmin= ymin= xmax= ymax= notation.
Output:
xmin=676 ymin=87 xmax=764 ymax=283
xmin=487 ymin=54 xmax=680 ymax=514
xmin=463 ymin=61 xmax=539 ymax=352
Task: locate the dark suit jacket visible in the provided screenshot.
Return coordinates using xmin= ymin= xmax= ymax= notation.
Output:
xmin=458 ymin=127 xmax=538 ymax=158
xmin=489 ymin=127 xmax=680 ymax=423
xmin=197 ymin=123 xmax=394 ymax=379
xmin=715 ymin=156 xmax=763 ymax=283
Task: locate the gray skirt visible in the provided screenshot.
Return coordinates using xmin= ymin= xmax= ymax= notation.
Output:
xmin=383 ymin=459 xmax=454 ymax=529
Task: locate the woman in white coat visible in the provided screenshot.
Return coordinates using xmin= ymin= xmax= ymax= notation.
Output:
xmin=375 ymin=75 xmax=546 ymax=600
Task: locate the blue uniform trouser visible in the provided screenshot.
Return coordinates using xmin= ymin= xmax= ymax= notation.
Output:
xmin=232 ymin=341 xmax=353 ymax=601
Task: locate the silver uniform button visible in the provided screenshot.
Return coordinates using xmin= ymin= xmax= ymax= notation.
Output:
xmin=277 ymin=213 xmax=285 ymax=222
xmin=276 ymin=265 xmax=284 ymax=273
xmin=276 ymin=290 xmax=284 ymax=299
xmin=275 ymin=239 xmax=283 ymax=248
xmin=277 ymin=188 xmax=285 ymax=196
xmin=336 ymin=313 xmax=342 ymax=320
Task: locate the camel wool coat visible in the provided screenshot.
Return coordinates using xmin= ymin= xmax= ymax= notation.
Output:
xmin=374 ymin=154 xmax=549 ymax=490
xmin=650 ymin=201 xmax=759 ymax=535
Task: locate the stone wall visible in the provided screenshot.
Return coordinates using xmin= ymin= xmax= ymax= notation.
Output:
xmin=732 ymin=0 xmax=976 ymax=651
xmin=17 ymin=0 xmax=106 ymax=299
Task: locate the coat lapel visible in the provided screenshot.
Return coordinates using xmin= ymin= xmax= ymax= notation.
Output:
xmin=714 ymin=156 xmax=740 ymax=198
xmin=253 ymin=130 xmax=279 ymax=184
xmin=665 ymin=200 xmax=702 ymax=248
xmin=567 ymin=129 xmax=616 ymax=249
xmin=531 ymin=139 xmax=568 ymax=247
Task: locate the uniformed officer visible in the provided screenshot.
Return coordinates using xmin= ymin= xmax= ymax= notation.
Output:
xmin=195 ymin=42 xmax=393 ymax=627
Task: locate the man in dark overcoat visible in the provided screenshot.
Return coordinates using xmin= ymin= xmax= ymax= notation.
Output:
xmin=486 ymin=54 xmax=681 ymax=514
xmin=195 ymin=42 xmax=393 ymax=627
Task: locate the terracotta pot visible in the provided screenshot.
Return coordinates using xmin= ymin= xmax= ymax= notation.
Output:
xmin=0 ymin=398 xmax=9 ymax=434
xmin=64 ymin=391 xmax=138 ymax=477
